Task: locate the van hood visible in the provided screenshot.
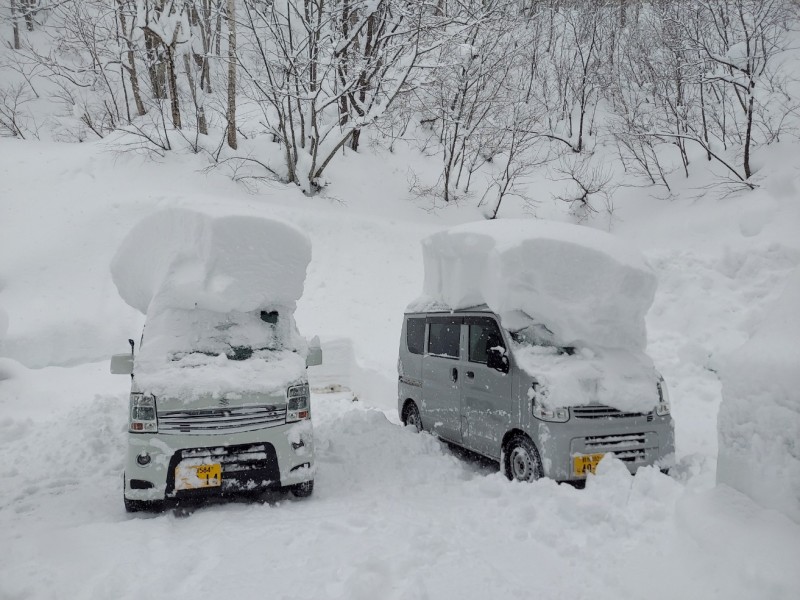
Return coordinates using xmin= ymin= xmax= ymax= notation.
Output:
xmin=511 ymin=345 xmax=659 ymax=413
xmin=133 ymin=350 xmax=306 ymax=408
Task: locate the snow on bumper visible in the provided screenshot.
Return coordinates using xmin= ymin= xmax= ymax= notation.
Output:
xmin=124 ymin=422 xmax=315 ymax=501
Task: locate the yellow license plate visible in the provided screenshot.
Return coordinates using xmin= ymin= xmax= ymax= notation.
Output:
xmin=175 ymin=463 xmax=222 ymax=490
xmin=573 ymin=453 xmax=605 ymax=476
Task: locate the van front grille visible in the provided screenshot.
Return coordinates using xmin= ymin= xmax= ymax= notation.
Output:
xmin=580 ymin=432 xmax=651 ymax=463
xmin=158 ymin=405 xmax=287 ymax=435
xmin=572 ymin=405 xmax=652 ymax=420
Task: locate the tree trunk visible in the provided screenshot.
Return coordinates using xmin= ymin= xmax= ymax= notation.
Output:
xmin=226 ymin=0 xmax=237 ymax=149
xmin=166 ymin=45 xmax=181 ymax=129
xmin=184 ymin=54 xmax=207 ymax=135
xmin=117 ymin=0 xmax=146 ymax=117
xmin=11 ymin=0 xmax=21 ymax=49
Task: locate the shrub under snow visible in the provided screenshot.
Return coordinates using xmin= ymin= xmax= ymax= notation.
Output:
xmin=717 ymin=268 xmax=800 ymax=523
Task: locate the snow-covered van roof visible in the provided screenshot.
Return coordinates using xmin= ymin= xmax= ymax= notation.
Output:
xmin=412 ymin=219 xmax=657 ymax=352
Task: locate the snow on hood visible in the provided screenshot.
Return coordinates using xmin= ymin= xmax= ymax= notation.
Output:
xmin=110 ymin=207 xmax=311 ymax=315
xmin=416 ymin=219 xmax=657 ymax=351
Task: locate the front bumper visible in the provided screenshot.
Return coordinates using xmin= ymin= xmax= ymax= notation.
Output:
xmin=534 ymin=414 xmax=675 ymax=482
xmin=124 ymin=421 xmax=315 ymax=502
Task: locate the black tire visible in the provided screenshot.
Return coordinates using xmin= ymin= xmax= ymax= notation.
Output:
xmin=123 ymin=474 xmax=164 ymax=513
xmin=290 ymin=479 xmax=314 ymax=498
xmin=503 ymin=435 xmax=543 ymax=482
xmin=402 ymin=401 xmax=422 ymax=433
xmin=124 ymin=497 xmax=165 ymax=513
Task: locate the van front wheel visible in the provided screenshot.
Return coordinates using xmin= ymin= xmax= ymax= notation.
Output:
xmin=504 ymin=435 xmax=543 ymax=482
xmin=403 ymin=402 xmax=422 ymax=433
xmin=290 ymin=479 xmax=314 ymax=498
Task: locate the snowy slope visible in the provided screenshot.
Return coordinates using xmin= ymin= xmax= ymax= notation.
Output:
xmin=1 ymin=133 xmax=800 ymax=599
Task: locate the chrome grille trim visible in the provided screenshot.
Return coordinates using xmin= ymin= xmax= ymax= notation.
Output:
xmin=572 ymin=405 xmax=650 ymax=420
xmin=584 ymin=432 xmax=647 ymax=449
xmin=158 ymin=405 xmax=287 ymax=435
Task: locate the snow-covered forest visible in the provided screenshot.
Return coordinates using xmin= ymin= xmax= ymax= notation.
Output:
xmin=1 ymin=1 xmax=799 ymax=599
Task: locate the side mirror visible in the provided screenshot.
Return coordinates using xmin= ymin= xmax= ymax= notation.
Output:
xmin=306 ymin=336 xmax=323 ymax=367
xmin=486 ymin=347 xmax=509 ymax=374
xmin=110 ymin=353 xmax=134 ymax=375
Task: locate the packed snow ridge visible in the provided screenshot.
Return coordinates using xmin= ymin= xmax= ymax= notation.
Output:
xmin=718 ymin=266 xmax=800 ymax=524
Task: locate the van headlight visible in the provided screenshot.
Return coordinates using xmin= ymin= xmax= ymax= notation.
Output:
xmin=530 ymin=380 xmax=569 ymax=423
xmin=286 ymin=383 xmax=310 ymax=422
xmin=532 ymin=403 xmax=570 ymax=423
xmin=656 ymin=376 xmax=671 ymax=416
xmin=129 ymin=393 xmax=158 ymax=433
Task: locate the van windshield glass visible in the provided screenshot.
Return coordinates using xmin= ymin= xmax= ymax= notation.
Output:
xmin=140 ymin=308 xmax=288 ymax=362
xmin=508 ymin=323 xmax=575 ymax=355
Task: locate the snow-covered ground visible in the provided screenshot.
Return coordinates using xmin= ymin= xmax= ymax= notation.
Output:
xmin=1 ymin=136 xmax=800 ymax=599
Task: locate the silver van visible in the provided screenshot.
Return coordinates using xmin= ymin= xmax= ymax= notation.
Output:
xmin=111 ymin=307 xmax=322 ymax=512
xmin=397 ymin=306 xmax=674 ymax=482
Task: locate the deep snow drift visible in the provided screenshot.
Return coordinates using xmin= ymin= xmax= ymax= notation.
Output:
xmin=2 ymin=131 xmax=800 ymax=600
xmin=717 ymin=267 xmax=800 ymax=523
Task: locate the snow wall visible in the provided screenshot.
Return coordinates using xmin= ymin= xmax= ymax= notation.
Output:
xmin=717 ymin=267 xmax=800 ymax=523
xmin=110 ymin=208 xmax=311 ymax=315
xmin=417 ymin=219 xmax=657 ymax=351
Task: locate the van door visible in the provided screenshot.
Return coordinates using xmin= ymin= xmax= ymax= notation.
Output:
xmin=461 ymin=317 xmax=513 ymax=459
xmin=422 ymin=316 xmax=464 ymax=443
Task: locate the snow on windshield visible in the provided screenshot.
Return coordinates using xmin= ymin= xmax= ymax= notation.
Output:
xmin=133 ymin=307 xmax=307 ymax=402
xmin=414 ymin=220 xmax=660 ymax=411
xmin=110 ymin=209 xmax=311 ymax=401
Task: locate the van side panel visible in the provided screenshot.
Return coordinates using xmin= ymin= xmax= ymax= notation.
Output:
xmin=397 ymin=316 xmax=424 ymax=421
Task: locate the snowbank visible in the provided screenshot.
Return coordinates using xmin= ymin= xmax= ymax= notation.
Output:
xmin=417 ymin=219 xmax=657 ymax=350
xmin=110 ymin=208 xmax=311 ymax=315
xmin=717 ymin=267 xmax=800 ymax=523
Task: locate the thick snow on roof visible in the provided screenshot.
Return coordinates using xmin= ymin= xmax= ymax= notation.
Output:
xmin=717 ymin=267 xmax=800 ymax=523
xmin=110 ymin=208 xmax=311 ymax=315
xmin=419 ymin=219 xmax=657 ymax=351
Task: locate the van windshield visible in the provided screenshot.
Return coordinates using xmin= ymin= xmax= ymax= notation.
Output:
xmin=140 ymin=307 xmax=289 ymax=363
xmin=508 ymin=323 xmax=575 ymax=355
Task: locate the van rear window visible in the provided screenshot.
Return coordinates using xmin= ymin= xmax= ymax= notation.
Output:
xmin=406 ymin=318 xmax=425 ymax=355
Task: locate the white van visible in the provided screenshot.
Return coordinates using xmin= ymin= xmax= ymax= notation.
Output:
xmin=397 ymin=306 xmax=674 ymax=482
xmin=111 ymin=306 xmax=321 ymax=512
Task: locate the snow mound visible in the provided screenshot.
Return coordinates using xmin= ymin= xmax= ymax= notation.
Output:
xmin=717 ymin=267 xmax=800 ymax=523
xmin=110 ymin=208 xmax=311 ymax=315
xmin=418 ymin=219 xmax=657 ymax=350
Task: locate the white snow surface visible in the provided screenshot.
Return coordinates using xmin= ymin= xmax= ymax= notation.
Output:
xmin=2 ymin=132 xmax=800 ymax=600
xmin=417 ymin=219 xmax=657 ymax=351
xmin=111 ymin=207 xmax=311 ymax=315
xmin=717 ymin=267 xmax=800 ymax=523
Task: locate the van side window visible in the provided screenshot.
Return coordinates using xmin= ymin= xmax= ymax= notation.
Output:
xmin=468 ymin=320 xmax=505 ymax=364
xmin=406 ymin=318 xmax=425 ymax=355
xmin=427 ymin=322 xmax=461 ymax=359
